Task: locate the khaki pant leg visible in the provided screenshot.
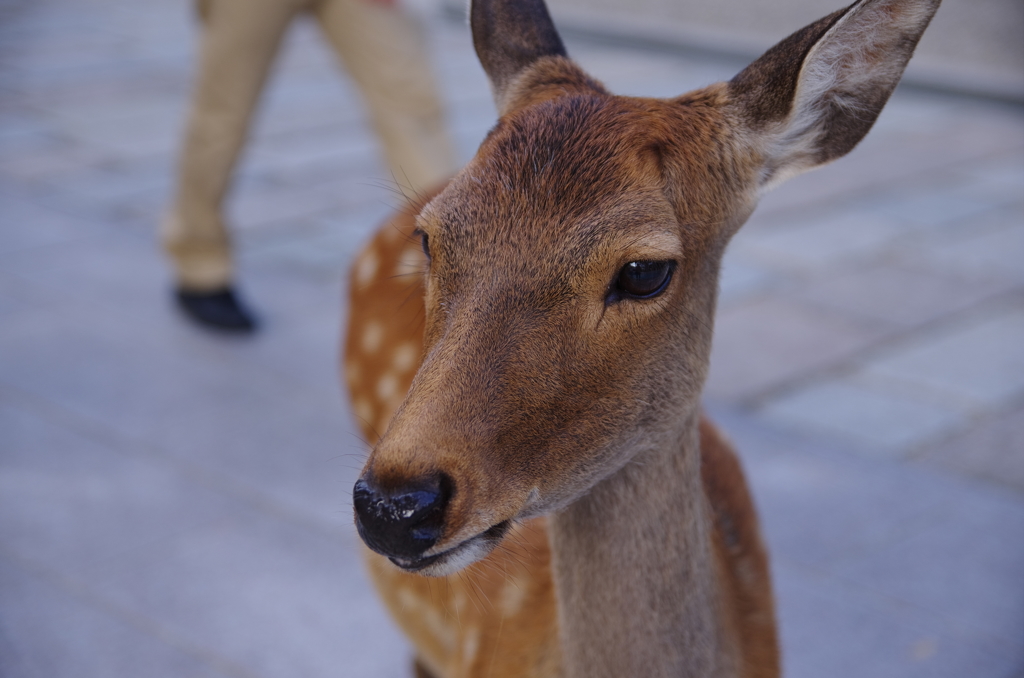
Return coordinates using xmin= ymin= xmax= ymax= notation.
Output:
xmin=164 ymin=0 xmax=298 ymax=290
xmin=314 ymin=0 xmax=457 ymax=196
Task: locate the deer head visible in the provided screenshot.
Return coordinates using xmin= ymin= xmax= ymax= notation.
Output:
xmin=352 ymin=0 xmax=939 ymax=576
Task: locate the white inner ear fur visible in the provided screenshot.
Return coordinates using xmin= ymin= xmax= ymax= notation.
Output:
xmin=760 ymin=0 xmax=934 ymax=192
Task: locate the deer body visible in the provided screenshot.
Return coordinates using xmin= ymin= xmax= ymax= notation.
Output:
xmin=344 ymin=1 xmax=939 ymax=676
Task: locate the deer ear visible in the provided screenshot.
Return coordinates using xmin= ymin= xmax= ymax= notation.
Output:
xmin=471 ymin=0 xmax=577 ymax=115
xmin=729 ymin=0 xmax=940 ymax=190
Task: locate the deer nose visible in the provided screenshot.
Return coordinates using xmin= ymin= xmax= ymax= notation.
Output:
xmin=352 ymin=474 xmax=451 ymax=560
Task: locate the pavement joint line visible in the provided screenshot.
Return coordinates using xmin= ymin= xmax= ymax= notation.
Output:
xmin=902 ymin=393 xmax=1024 ymax=461
xmin=754 ymin=174 xmax=1024 ymax=229
xmin=757 ymin=201 xmax=1021 ymax=254
xmin=737 ymin=286 xmax=1024 ymax=411
xmin=0 ymin=544 xmax=259 ymax=678
xmin=0 ymin=261 xmax=352 ymax=403
xmin=0 ymin=382 xmax=353 ymax=545
xmin=0 ymin=221 xmax=146 ymax=263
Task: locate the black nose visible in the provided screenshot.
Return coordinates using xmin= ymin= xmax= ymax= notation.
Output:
xmin=352 ymin=474 xmax=451 ymax=560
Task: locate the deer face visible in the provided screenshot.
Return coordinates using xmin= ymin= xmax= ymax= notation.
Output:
xmin=352 ymin=0 xmax=940 ymax=574
xmin=354 ymin=90 xmax=750 ymax=575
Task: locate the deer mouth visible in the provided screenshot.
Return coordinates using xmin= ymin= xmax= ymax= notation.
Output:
xmin=389 ymin=520 xmax=512 ymax=575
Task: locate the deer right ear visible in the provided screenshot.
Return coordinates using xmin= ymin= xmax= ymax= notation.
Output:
xmin=728 ymin=0 xmax=940 ymax=191
xmin=472 ymin=0 xmax=598 ymax=116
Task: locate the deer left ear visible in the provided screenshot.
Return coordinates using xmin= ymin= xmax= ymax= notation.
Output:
xmin=471 ymin=0 xmax=606 ymax=116
xmin=728 ymin=0 xmax=940 ymax=190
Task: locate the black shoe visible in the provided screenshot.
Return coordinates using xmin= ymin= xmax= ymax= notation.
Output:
xmin=175 ymin=287 xmax=258 ymax=333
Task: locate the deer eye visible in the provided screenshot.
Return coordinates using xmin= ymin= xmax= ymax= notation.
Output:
xmin=611 ymin=260 xmax=675 ymax=301
xmin=414 ymin=229 xmax=430 ymax=259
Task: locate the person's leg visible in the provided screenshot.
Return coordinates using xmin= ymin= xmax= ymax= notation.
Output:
xmin=313 ymin=0 xmax=457 ymax=197
xmin=163 ymin=0 xmax=297 ymax=301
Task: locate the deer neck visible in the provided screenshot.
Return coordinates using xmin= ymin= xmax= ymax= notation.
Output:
xmin=547 ymin=407 xmax=733 ymax=678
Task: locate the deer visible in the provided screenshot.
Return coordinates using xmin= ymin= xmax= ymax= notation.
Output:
xmin=342 ymin=0 xmax=940 ymax=675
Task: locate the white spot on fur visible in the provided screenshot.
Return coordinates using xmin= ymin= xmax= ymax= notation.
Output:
xmin=356 ymin=249 xmax=379 ymax=286
xmin=394 ymin=245 xmax=425 ymax=277
xmin=376 ymin=373 xmax=399 ymax=402
xmin=500 ymin=575 xmax=528 ymax=617
xmin=461 ymin=626 xmax=481 ymax=667
xmin=396 ymin=587 xmax=458 ymax=652
xmin=392 ymin=342 xmax=419 ymax=373
xmin=361 ymin=321 xmax=383 ymax=354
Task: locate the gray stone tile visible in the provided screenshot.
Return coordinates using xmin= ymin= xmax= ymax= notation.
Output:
xmin=0 ymin=227 xmax=172 ymax=311
xmin=40 ymin=95 xmax=187 ymax=145
xmin=238 ymin=209 xmax=387 ymax=280
xmin=759 ymin=379 xmax=966 ymax=451
xmin=230 ymin=267 xmax=358 ymax=395
xmin=732 ymin=209 xmax=909 ymax=270
xmin=0 ymin=395 xmax=237 ymax=575
xmin=716 ymin=248 xmax=777 ymax=308
xmin=920 ymin=404 xmax=1024 ymax=492
xmin=36 ymin=103 xmax=184 ymax=162
xmin=785 ymin=261 xmax=1012 ymax=330
xmin=9 ymin=70 xmax=189 ymax=120
xmin=34 ymin=158 xmax=173 ymax=219
xmin=81 ymin=504 xmax=410 ymax=678
xmin=0 ymin=396 xmax=410 ymax=678
xmin=706 ymin=296 xmax=884 ymax=401
xmin=895 ymin=214 xmax=1024 ymax=287
xmin=0 ymin=184 xmax=115 ymax=256
xmin=0 ymin=216 xmax=355 ymax=396
xmin=0 ymin=113 xmax=59 ymax=153
xmin=569 ymin=39 xmax=740 ymax=98
xmin=707 ymin=409 xmax=948 ymax=572
xmin=773 ymin=563 xmax=1021 ymax=678
xmin=833 ymin=486 xmax=1024 ymax=647
xmin=948 ymin=155 xmax=1024 ymax=207
xmin=861 ymin=304 xmax=1024 ymax=410
xmin=231 ymin=180 xmax=379 ymax=232
xmin=240 ymin=128 xmax=381 ymax=188
xmin=0 ymin=273 xmax=47 ymax=322
xmin=0 ymin=291 xmax=368 ymax=532
xmin=712 ymin=409 xmax=1024 ymax=675
xmin=869 ymin=188 xmax=998 ymax=228
xmin=0 ymin=555 xmax=232 ymax=678
xmin=0 ymin=140 xmax=108 ymax=183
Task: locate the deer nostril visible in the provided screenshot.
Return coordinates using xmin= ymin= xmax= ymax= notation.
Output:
xmin=353 ymin=474 xmax=452 ymax=559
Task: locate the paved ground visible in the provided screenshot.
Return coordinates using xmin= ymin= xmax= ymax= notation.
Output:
xmin=1 ymin=0 xmax=1022 ymax=677
xmin=540 ymin=0 xmax=1024 ymax=101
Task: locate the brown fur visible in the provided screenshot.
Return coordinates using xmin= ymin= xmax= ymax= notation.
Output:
xmin=343 ymin=1 xmax=939 ymax=675
xmin=700 ymin=418 xmax=780 ymax=678
xmin=345 ymin=205 xmax=776 ymax=677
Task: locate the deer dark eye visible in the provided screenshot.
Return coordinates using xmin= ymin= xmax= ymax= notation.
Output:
xmin=414 ymin=229 xmax=430 ymax=259
xmin=611 ymin=260 xmax=675 ymax=301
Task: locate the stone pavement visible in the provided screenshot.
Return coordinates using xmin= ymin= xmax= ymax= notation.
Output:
xmin=0 ymin=1 xmax=1021 ymax=677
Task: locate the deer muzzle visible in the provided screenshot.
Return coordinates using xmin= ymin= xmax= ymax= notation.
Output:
xmin=352 ymin=473 xmax=452 ymax=564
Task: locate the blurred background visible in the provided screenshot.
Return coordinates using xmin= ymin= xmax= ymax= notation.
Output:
xmin=0 ymin=0 xmax=1021 ymax=676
